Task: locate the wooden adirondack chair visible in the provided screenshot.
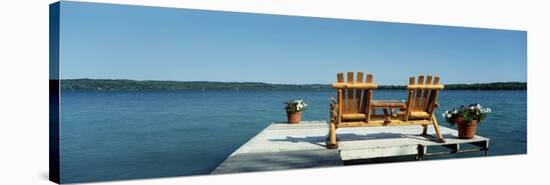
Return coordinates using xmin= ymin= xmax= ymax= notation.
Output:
xmin=327 ymin=72 xmax=376 ymax=149
xmin=401 ymin=75 xmax=445 ymax=143
xmin=327 ymin=73 xmax=445 ymax=149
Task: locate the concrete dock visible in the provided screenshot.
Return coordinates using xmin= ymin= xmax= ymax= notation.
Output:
xmin=211 ymin=120 xmax=489 ymax=174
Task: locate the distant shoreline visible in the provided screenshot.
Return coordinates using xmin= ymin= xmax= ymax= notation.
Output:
xmin=58 ymin=79 xmax=527 ymax=91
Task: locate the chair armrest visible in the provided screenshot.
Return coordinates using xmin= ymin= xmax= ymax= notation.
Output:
xmin=371 ymin=100 xmax=407 ymax=108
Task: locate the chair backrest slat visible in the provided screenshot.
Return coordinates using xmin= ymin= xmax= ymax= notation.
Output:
xmin=366 ymin=74 xmax=373 ymax=83
xmin=365 ymin=74 xmax=373 ymax=119
xmin=347 ymin=72 xmax=354 ymax=113
xmin=420 ymin=75 xmax=433 ymax=111
xmin=432 ymin=76 xmax=440 ymax=85
xmin=427 ymin=76 xmax=441 ymax=114
xmin=414 ymin=75 xmax=425 ymax=111
xmin=355 ymin=72 xmax=364 ymax=113
xmin=404 ymin=77 xmax=415 ymax=121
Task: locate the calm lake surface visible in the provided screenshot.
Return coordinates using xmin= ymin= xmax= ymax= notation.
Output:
xmin=60 ymin=90 xmax=526 ymax=183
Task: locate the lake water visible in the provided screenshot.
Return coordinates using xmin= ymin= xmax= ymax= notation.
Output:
xmin=60 ymin=90 xmax=526 ymax=183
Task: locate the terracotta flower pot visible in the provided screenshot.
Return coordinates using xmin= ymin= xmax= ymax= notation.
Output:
xmin=287 ymin=111 xmax=302 ymax=124
xmin=457 ymin=119 xmax=478 ymax=139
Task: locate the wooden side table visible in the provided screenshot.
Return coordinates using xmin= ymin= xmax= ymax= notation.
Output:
xmin=371 ymin=100 xmax=407 ymax=123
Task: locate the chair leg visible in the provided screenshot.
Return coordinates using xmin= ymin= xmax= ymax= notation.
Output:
xmin=326 ymin=121 xmax=338 ymax=149
xmin=421 ymin=125 xmax=428 ymax=135
xmin=431 ymin=115 xmax=445 ymax=143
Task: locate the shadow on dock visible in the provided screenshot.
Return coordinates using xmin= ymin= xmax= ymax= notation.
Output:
xmin=211 ymin=149 xmax=342 ymax=174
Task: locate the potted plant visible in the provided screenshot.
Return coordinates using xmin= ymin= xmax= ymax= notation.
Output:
xmin=442 ymin=103 xmax=492 ymax=139
xmin=284 ymin=99 xmax=308 ymax=124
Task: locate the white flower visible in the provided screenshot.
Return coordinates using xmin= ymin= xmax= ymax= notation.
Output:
xmin=469 ymin=106 xmax=475 ymax=110
xmin=452 ymin=109 xmax=458 ymax=114
xmin=486 ymin=108 xmax=492 ymax=113
xmin=475 ymin=104 xmax=482 ymax=110
xmin=446 ymin=113 xmax=452 ymax=118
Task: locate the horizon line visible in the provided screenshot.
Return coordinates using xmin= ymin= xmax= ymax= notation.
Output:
xmin=59 ymin=78 xmax=527 ymax=86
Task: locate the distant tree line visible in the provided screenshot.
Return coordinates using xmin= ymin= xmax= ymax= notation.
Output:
xmin=377 ymin=82 xmax=527 ymax=90
xmin=444 ymin=82 xmax=526 ymax=90
xmin=60 ymin=79 xmax=526 ymax=91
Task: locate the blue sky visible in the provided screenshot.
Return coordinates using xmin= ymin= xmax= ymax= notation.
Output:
xmin=59 ymin=1 xmax=526 ymax=85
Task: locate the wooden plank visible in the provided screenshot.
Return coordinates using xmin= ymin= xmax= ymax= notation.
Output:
xmin=408 ymin=111 xmax=431 ymax=119
xmin=407 ymin=84 xmax=445 ymax=90
xmin=427 ymin=76 xmax=441 ymax=112
xmin=414 ymin=75 xmax=425 ymax=111
xmin=338 ymin=120 xmax=432 ymax=127
xmin=332 ymin=83 xmax=378 ymax=89
xmin=360 ymin=89 xmax=368 ymax=113
xmin=347 ymin=72 xmax=354 ymax=113
xmin=341 ymin=145 xmax=419 ymax=160
xmin=427 ymin=91 xmax=438 ymax=115
xmin=432 ymin=76 xmax=440 ymax=85
xmin=404 ymin=77 xmax=415 ymax=121
xmin=420 ymin=75 xmax=433 ymax=111
xmin=232 ymin=122 xmax=489 ymax=151
xmin=213 ymin=121 xmax=490 ymax=174
xmin=442 ymin=144 xmax=459 ymax=152
xmin=371 ymin=100 xmax=407 ymax=108
xmin=362 ymin=73 xmax=374 ymax=121
xmin=342 ymin=113 xmax=367 ymax=120
xmin=355 ymin=72 xmax=364 ymax=113
xmin=366 ymin=74 xmax=374 ymax=83
xmin=471 ymin=140 xmax=490 ymax=149
xmin=426 ymin=76 xmax=441 ymax=115
xmin=364 ymin=90 xmax=372 ymax=123
xmin=211 ymin=150 xmax=342 ymax=174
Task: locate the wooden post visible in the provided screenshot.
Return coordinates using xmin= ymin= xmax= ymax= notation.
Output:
xmin=328 ymin=120 xmax=337 ymax=149
xmin=416 ymin=145 xmax=426 ymax=160
xmin=364 ymin=74 xmax=374 ymax=123
xmin=431 ymin=114 xmax=445 ymax=143
xmin=365 ymin=89 xmax=372 ymax=123
xmin=327 ymin=89 xmax=343 ymax=149
xmin=422 ymin=125 xmax=428 ymax=135
xmin=419 ymin=76 xmax=432 ymax=135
